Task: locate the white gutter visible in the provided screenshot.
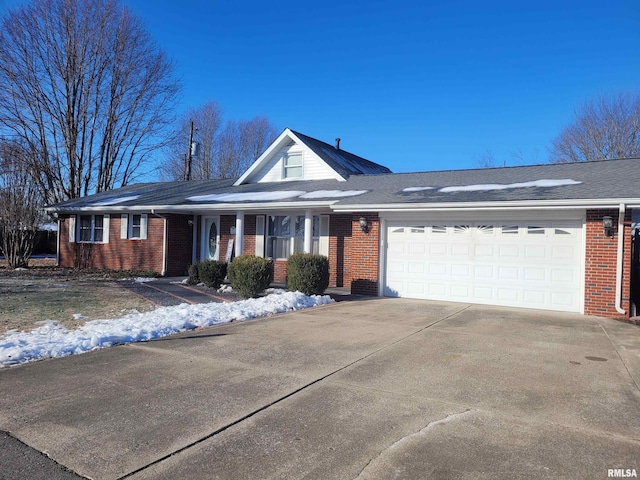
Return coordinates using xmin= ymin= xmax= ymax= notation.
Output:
xmin=45 ymin=200 xmax=336 ymax=214
xmin=191 ymin=214 xmax=198 ymax=265
xmin=56 ymin=217 xmax=61 ymax=266
xmin=151 ymin=209 xmax=168 ymax=276
xmin=330 ymin=198 xmax=640 ymax=212
xmin=615 ymin=203 xmax=626 ymax=314
xmin=45 ymin=198 xmax=640 ymax=215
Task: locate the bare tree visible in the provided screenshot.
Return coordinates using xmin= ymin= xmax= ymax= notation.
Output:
xmin=237 ymin=116 xmax=279 ymax=174
xmin=0 ymin=0 xmax=180 ymax=204
xmin=473 ymin=148 xmax=499 ymax=168
xmin=0 ymin=140 xmax=42 ymax=268
xmin=161 ymin=107 xmax=279 ymax=181
xmin=216 ymin=116 xmax=279 ymax=178
xmin=549 ymin=92 xmax=640 ymax=163
xmin=162 ymin=101 xmax=224 ymax=181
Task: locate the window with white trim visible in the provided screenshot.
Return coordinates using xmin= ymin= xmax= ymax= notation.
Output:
xmin=120 ymin=213 xmax=148 ymax=240
xmin=283 ymin=152 xmax=303 ymax=179
xmin=78 ymin=214 xmax=106 ymax=243
xmin=266 ymin=215 xmax=321 ymax=259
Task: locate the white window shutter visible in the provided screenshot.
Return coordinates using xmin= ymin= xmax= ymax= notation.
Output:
xmin=319 ymin=215 xmax=329 ymax=256
xmin=255 ymin=215 xmax=265 ymax=257
xmin=69 ymin=215 xmax=76 ymax=243
xmin=140 ymin=214 xmax=148 ymax=240
xmin=121 ymin=214 xmax=128 ymax=239
xmin=102 ymin=214 xmax=110 ymax=243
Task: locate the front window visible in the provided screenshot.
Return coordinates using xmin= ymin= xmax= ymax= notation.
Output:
xmin=130 ymin=214 xmax=142 ymax=239
xmin=283 ymin=152 xmax=303 ymax=179
xmin=267 ymin=215 xmax=320 ymax=259
xmin=79 ymin=214 xmax=104 ymax=243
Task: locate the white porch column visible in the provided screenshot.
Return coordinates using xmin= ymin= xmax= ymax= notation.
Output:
xmin=235 ymin=211 xmax=244 ymax=257
xmin=303 ymin=210 xmax=313 ymax=253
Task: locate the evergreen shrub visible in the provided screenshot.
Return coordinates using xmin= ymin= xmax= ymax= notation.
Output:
xmin=187 ymin=262 xmax=200 ymax=285
xmin=286 ymin=253 xmax=329 ymax=295
xmin=228 ymin=255 xmax=273 ymax=298
xmin=198 ymin=260 xmax=227 ymax=289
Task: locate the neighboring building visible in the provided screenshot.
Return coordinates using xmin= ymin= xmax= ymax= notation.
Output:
xmin=46 ymin=128 xmax=640 ymax=320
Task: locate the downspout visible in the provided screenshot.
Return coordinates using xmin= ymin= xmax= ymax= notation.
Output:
xmin=191 ymin=215 xmax=198 ymax=264
xmin=151 ymin=209 xmax=168 ymax=277
xmin=615 ymin=203 xmax=626 ymax=314
xmin=56 ymin=216 xmax=60 ymax=266
xmin=162 ymin=217 xmax=168 ymax=277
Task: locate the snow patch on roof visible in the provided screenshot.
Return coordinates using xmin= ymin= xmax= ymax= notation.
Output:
xmin=188 ymin=191 xmax=306 ymax=202
xmin=439 ymin=179 xmax=582 ymax=193
xmin=90 ymin=195 xmax=141 ymax=206
xmin=299 ymin=190 xmax=368 ymax=199
xmin=402 ymin=187 xmax=435 ymax=192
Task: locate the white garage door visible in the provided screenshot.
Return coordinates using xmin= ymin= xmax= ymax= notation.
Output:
xmin=384 ymin=218 xmax=584 ymax=312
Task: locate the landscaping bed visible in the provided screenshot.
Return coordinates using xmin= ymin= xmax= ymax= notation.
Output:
xmin=0 ymin=265 xmax=156 ymax=334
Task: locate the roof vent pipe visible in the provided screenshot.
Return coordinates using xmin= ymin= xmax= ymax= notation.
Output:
xmin=335 ymin=138 xmax=341 ymax=150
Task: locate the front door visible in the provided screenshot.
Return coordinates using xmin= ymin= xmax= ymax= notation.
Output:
xmin=202 ymin=216 xmax=220 ymax=261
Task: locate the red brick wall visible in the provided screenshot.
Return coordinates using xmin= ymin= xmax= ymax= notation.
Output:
xmin=165 ymin=214 xmax=194 ymax=276
xmin=329 ymin=214 xmax=352 ymax=287
xmin=219 ymin=215 xmax=236 ymax=260
xmin=58 ymin=214 xmax=165 ymax=273
xmin=584 ymin=208 xmax=632 ymax=319
xmin=244 ymin=215 xmax=257 ymax=257
xmin=348 ymin=213 xmax=380 ymax=295
xmin=273 ymin=260 xmax=287 ymax=283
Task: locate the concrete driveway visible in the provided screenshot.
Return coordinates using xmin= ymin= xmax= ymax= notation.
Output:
xmin=0 ymin=298 xmax=639 ymax=479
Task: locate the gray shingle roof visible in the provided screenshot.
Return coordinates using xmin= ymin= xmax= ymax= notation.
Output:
xmin=47 ymin=157 xmax=640 ymax=212
xmin=290 ymin=130 xmax=392 ymax=177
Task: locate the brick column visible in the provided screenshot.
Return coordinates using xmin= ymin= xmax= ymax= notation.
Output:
xmin=584 ymin=208 xmax=632 ymax=319
xmin=349 ymin=213 xmax=380 ymax=296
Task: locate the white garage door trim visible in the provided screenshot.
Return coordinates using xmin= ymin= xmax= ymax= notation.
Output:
xmin=381 ymin=212 xmax=585 ymax=313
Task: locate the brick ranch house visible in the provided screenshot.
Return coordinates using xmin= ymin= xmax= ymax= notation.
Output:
xmin=46 ymin=128 xmax=640 ymax=320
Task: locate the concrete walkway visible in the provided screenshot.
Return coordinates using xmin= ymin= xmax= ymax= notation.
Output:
xmin=0 ymin=298 xmax=639 ymax=479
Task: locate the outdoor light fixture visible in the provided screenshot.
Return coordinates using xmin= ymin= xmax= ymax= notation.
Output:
xmin=358 ymin=217 xmax=369 ymax=234
xmin=187 ymin=219 xmax=194 ymax=227
xmin=602 ymin=215 xmax=614 ymax=237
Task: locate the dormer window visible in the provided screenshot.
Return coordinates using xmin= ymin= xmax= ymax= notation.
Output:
xmin=283 ymin=152 xmax=303 ymax=179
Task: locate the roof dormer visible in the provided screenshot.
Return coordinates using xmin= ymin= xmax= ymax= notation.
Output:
xmin=234 ymin=128 xmax=391 ymax=186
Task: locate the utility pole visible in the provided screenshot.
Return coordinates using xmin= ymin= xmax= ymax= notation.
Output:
xmin=186 ymin=120 xmax=195 ymax=181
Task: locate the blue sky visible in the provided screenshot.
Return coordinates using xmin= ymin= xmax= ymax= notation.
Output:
xmin=2 ymin=0 xmax=639 ymax=174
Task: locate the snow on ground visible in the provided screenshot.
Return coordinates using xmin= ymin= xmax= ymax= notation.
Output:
xmin=0 ymin=292 xmax=333 ymax=368
xmin=134 ymin=277 xmax=157 ymax=283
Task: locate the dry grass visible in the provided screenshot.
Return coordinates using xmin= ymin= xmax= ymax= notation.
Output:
xmin=0 ymin=264 xmax=156 ymax=334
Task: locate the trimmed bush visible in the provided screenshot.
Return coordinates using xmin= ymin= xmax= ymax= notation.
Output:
xmin=187 ymin=262 xmax=200 ymax=285
xmin=228 ymin=255 xmax=273 ymax=298
xmin=198 ymin=260 xmax=227 ymax=289
xmin=286 ymin=253 xmax=329 ymax=295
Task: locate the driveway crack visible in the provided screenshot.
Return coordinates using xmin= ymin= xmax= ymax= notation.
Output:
xmin=353 ymin=408 xmax=475 ymax=480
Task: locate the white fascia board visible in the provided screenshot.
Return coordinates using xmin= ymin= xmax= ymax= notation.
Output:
xmin=330 ymin=198 xmax=640 ymax=212
xmin=48 ymin=200 xmax=339 ymax=214
xmin=234 ymin=128 xmax=294 ymax=186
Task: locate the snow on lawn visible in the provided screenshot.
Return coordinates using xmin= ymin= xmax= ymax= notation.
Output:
xmin=0 ymin=291 xmax=333 ymax=368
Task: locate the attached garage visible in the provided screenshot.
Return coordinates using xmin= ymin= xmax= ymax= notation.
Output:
xmin=382 ymin=212 xmax=585 ymax=313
